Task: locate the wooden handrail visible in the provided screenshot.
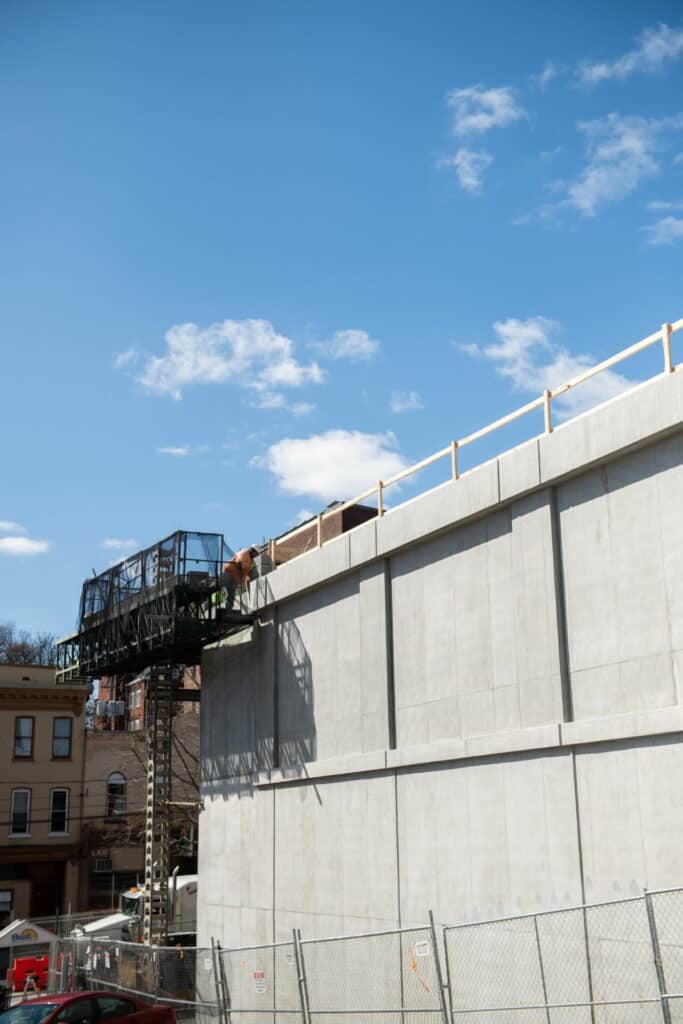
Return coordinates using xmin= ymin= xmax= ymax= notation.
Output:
xmin=269 ymin=317 xmax=681 ymax=561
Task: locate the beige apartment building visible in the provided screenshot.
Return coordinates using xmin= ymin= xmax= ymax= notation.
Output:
xmin=0 ymin=663 xmax=89 ymax=924
xmin=79 ymin=710 xmax=200 ymax=909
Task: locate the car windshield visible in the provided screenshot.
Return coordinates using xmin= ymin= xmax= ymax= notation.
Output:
xmin=0 ymin=1004 xmax=59 ymax=1024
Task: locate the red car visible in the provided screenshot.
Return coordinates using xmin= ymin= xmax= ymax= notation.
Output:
xmin=0 ymin=993 xmax=175 ymax=1024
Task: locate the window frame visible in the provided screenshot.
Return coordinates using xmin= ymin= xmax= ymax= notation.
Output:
xmin=105 ymin=772 xmax=126 ymax=819
xmin=49 ymin=788 xmax=70 ymax=836
xmin=10 ymin=789 xmax=31 ymax=837
xmin=52 ymin=717 xmax=73 ymax=759
xmin=13 ymin=717 xmax=34 ymax=759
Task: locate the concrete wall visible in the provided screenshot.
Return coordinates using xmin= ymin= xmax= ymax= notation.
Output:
xmin=198 ymin=367 xmax=683 ymax=949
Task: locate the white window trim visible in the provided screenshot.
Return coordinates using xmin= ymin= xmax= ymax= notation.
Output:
xmin=48 ymin=788 xmax=70 ymax=836
xmin=9 ymin=788 xmax=31 ymax=837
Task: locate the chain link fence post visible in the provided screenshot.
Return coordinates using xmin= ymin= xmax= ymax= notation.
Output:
xmin=645 ymin=890 xmax=672 ymax=1024
xmin=532 ymin=915 xmax=551 ymax=1024
xmin=215 ymin=941 xmax=232 ymax=1024
xmin=293 ymin=929 xmax=311 ymax=1024
xmin=211 ymin=938 xmax=228 ymax=1024
xmin=428 ymin=911 xmax=451 ymax=1024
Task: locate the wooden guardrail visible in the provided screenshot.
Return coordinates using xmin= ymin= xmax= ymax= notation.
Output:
xmin=269 ymin=318 xmax=682 ymax=561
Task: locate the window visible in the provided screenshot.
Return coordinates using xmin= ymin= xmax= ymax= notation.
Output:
xmin=135 ymin=689 xmax=141 ymax=708
xmin=96 ymin=997 xmax=136 ymax=1021
xmin=93 ymin=856 xmax=112 ymax=874
xmin=106 ymin=772 xmax=126 ymax=818
xmin=56 ymin=997 xmax=98 ymax=1024
xmin=10 ymin=790 xmax=30 ymax=835
xmin=49 ymin=789 xmax=69 ymax=834
xmin=0 ymin=890 xmax=12 ymax=915
xmin=14 ymin=717 xmax=34 ymax=758
xmin=52 ymin=717 xmax=72 ymax=758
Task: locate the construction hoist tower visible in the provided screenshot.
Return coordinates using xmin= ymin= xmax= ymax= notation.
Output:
xmin=143 ymin=665 xmax=177 ymax=945
xmin=55 ymin=530 xmax=257 ymax=945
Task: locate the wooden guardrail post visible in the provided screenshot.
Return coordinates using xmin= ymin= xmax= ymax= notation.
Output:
xmin=450 ymin=440 xmax=459 ymax=480
xmin=662 ymin=323 xmax=673 ymax=374
xmin=543 ymin=389 xmax=553 ymax=433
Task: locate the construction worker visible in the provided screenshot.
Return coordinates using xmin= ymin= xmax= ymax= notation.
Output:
xmin=221 ymin=546 xmax=259 ymax=609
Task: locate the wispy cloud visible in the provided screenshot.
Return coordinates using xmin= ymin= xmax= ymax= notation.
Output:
xmin=578 ymin=23 xmax=683 ymax=87
xmin=446 ymin=85 xmax=527 ymax=136
xmin=133 ymin=319 xmax=324 ymax=402
xmin=533 ymin=62 xmax=559 ymax=91
xmin=0 ymin=521 xmax=27 ymax=534
xmin=291 ymin=508 xmax=315 ymax=526
xmin=643 ymin=216 xmax=683 ymax=245
xmin=155 ymin=444 xmax=209 ymax=457
xmin=250 ymin=392 xmax=315 ymax=416
xmin=647 ymin=199 xmax=683 ymax=211
xmin=390 ymin=390 xmax=423 ymax=413
xmin=522 ymin=113 xmax=683 ymax=222
xmin=114 ymin=349 xmax=138 ymax=369
xmin=438 ymin=148 xmax=493 ymax=193
xmin=461 ymin=317 xmax=636 ymax=417
xmin=102 ymin=537 xmax=138 ymax=551
xmin=0 ymin=537 xmax=50 ymax=556
xmin=314 ymin=329 xmax=381 ymax=362
xmin=252 ymin=430 xmax=410 ymax=503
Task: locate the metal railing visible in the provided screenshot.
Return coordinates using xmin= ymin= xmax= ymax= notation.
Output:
xmin=46 ymin=888 xmax=683 ymax=1022
xmin=269 ymin=317 xmax=682 ymax=562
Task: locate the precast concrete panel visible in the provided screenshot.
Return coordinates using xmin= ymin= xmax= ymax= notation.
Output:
xmin=278 ymin=568 xmax=389 ymax=764
xmin=391 ymin=491 xmax=563 ymax=746
xmin=396 ymin=750 xmax=583 ymax=926
xmin=575 ymin=734 xmax=683 ymax=902
xmin=197 ymin=776 xmax=275 ymax=949
xmin=201 ymin=619 xmax=276 ymax=784
xmin=559 ymin=434 xmax=683 ymax=719
xmin=273 ymin=772 xmax=399 ymax=935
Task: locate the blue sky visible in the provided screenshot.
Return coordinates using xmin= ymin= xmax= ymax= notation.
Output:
xmin=1 ymin=0 xmax=682 ymax=637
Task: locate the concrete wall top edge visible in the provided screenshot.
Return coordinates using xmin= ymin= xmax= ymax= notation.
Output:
xmin=247 ymin=369 xmax=683 ymax=612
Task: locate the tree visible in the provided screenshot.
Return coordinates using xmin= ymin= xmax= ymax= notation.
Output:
xmin=0 ymin=621 xmax=57 ymax=665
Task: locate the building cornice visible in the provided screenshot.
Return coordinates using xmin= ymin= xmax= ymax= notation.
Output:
xmin=0 ymin=688 xmax=87 ymax=714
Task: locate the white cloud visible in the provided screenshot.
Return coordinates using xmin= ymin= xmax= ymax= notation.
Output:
xmin=534 ymin=62 xmax=559 ymax=91
xmin=540 ymin=146 xmax=563 ymax=161
xmin=102 ymin=537 xmax=138 ymax=551
xmin=0 ymin=521 xmax=27 ymax=534
xmin=462 ymin=317 xmax=636 ymax=417
xmin=292 ymin=509 xmax=314 ymax=526
xmin=251 ymin=393 xmax=315 ymax=416
xmin=135 ymin=319 xmax=324 ymax=400
xmin=156 ymin=444 xmax=196 ymax=456
xmin=390 ymin=390 xmax=423 ymax=413
xmin=114 ymin=349 xmax=138 ymax=369
xmin=316 ymin=329 xmax=381 ymax=362
xmin=643 ymin=216 xmax=683 ymax=245
xmin=446 ymin=85 xmax=527 ymax=136
xmin=251 ymin=429 xmax=410 ymax=503
xmin=438 ymin=148 xmax=493 ymax=193
xmin=0 ymin=537 xmax=49 ymax=556
xmin=675 ymin=153 xmax=683 ymax=164
xmin=578 ymin=23 xmax=683 ymax=86
xmin=568 ymin=114 xmax=664 ymax=216
xmin=647 ymin=199 xmax=683 ymax=211
xmin=526 ymin=114 xmax=683 ymax=222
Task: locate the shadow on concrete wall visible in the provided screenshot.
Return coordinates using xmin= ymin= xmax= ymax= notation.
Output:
xmin=278 ymin=614 xmax=316 ymax=770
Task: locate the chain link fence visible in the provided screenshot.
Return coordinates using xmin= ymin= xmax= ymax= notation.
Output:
xmin=41 ymin=888 xmax=683 ymax=1023
xmin=444 ymin=887 xmax=683 ymax=1023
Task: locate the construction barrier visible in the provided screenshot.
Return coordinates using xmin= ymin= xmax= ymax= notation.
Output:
xmin=45 ymin=887 xmax=683 ymax=1023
